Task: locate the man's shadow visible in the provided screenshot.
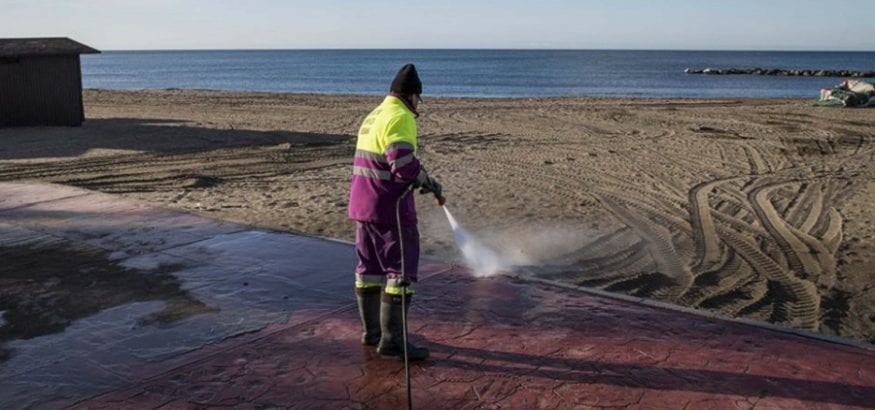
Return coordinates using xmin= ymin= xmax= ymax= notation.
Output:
xmin=425 ymin=341 xmax=873 ymax=406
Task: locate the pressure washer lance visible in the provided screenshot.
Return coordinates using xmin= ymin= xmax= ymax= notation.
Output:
xmin=395 ymin=185 xmax=445 ymax=410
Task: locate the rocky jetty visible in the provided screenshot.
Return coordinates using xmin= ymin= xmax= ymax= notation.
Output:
xmin=684 ymin=68 xmax=875 ymax=77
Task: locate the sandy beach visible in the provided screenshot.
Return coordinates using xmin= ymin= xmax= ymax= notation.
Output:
xmin=1 ymin=89 xmax=872 ymax=344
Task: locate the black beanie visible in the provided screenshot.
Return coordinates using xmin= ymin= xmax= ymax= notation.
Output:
xmin=390 ymin=64 xmax=422 ymax=95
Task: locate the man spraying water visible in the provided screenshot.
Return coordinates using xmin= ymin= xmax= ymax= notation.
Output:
xmin=348 ymin=64 xmax=442 ymax=362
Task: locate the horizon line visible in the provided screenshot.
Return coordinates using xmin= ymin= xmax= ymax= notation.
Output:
xmin=93 ymin=47 xmax=875 ymax=53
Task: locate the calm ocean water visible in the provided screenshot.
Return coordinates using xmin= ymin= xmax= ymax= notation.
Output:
xmin=81 ymin=50 xmax=875 ymax=98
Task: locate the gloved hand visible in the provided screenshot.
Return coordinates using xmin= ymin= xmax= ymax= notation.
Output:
xmin=419 ymin=176 xmax=442 ymax=198
xmin=413 ymin=168 xmax=429 ymax=188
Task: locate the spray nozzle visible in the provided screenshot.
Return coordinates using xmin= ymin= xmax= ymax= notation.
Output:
xmin=436 ymin=195 xmax=446 ymax=206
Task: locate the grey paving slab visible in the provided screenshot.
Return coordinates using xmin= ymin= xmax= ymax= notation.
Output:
xmin=0 ymin=222 xmax=65 ymax=247
xmin=2 ymin=357 xmax=127 ymax=410
xmin=0 ymin=182 xmax=87 ymax=211
xmin=160 ymin=230 xmax=354 ymax=277
xmin=0 ymin=195 xmax=244 ymax=256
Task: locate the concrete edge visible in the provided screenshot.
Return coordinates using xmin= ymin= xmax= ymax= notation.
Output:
xmin=0 ymin=181 xmax=356 ymax=247
xmin=0 ymin=191 xmax=91 ymax=214
xmin=509 ymin=270 xmax=875 ymax=352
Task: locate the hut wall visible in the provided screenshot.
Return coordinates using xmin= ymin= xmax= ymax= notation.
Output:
xmin=0 ymin=55 xmax=84 ymax=126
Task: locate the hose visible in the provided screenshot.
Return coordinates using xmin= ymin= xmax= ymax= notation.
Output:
xmin=395 ymin=184 xmax=414 ymax=410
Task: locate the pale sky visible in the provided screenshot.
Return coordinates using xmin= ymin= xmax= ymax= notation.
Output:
xmin=2 ymin=0 xmax=874 ymax=51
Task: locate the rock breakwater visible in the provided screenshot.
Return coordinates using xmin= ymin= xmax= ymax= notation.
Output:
xmin=684 ymin=68 xmax=875 ymax=77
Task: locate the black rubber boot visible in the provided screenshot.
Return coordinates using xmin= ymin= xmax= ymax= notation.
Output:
xmin=355 ymin=287 xmax=382 ymax=346
xmin=376 ymin=293 xmax=429 ymax=361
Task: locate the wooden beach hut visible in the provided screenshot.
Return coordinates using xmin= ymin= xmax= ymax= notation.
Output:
xmin=0 ymin=37 xmax=100 ymax=127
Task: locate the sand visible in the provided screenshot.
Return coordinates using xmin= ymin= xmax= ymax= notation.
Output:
xmin=0 ymin=89 xmax=872 ymax=344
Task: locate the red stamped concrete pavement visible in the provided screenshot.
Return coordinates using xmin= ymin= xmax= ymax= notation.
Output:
xmin=0 ymin=183 xmax=873 ymax=409
xmin=77 ymin=268 xmax=875 ymax=409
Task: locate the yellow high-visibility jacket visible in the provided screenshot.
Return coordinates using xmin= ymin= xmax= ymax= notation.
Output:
xmin=348 ymin=95 xmax=424 ymax=225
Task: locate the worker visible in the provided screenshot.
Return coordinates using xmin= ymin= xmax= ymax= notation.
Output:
xmin=348 ymin=64 xmax=441 ymax=361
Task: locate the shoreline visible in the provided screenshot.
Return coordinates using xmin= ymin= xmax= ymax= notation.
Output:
xmin=2 ymin=89 xmax=873 ymax=345
xmin=84 ymin=87 xmax=820 ymax=101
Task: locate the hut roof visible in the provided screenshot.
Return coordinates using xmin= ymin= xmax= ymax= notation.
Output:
xmin=0 ymin=37 xmax=100 ymax=57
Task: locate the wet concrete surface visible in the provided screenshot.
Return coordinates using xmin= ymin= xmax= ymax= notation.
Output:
xmin=1 ymin=182 xmax=873 ymax=409
xmin=0 ymin=182 xmax=362 ymax=408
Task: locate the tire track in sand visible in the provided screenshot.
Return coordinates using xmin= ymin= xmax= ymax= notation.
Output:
xmin=473 ymin=152 xmax=692 ymax=297
xmin=594 ymin=193 xmax=693 ymax=298
xmin=688 ymin=177 xmax=742 ymax=271
xmin=458 ymin=136 xmax=830 ymax=330
xmin=717 ymin=222 xmax=819 ymax=329
xmin=749 ymin=182 xmax=827 ymax=282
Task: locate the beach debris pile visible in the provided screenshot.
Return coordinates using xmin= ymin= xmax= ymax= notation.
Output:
xmin=684 ymin=67 xmax=875 ymax=78
xmin=816 ymin=79 xmax=875 ymax=107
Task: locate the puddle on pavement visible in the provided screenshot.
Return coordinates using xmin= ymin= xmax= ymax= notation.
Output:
xmin=0 ymin=244 xmax=216 ymax=361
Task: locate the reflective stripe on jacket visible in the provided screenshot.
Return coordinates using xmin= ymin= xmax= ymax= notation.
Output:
xmin=348 ymin=96 xmax=422 ymax=225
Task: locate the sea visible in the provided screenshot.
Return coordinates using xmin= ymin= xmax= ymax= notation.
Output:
xmin=81 ymin=49 xmax=875 ymax=99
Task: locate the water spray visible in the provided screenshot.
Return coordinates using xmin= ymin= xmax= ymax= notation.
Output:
xmin=440 ymin=198 xmax=506 ymax=277
xmin=442 ymin=207 xmax=506 ymax=276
